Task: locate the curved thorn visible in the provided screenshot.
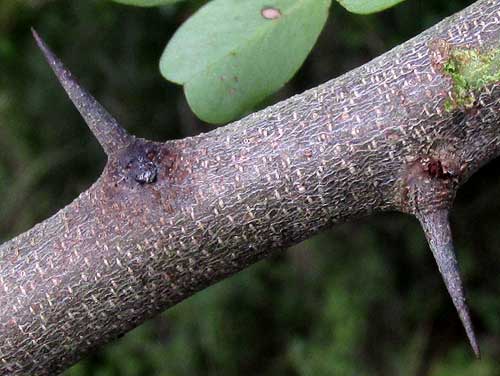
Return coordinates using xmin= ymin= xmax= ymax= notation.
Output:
xmin=31 ymin=28 xmax=132 ymax=156
xmin=417 ymin=209 xmax=480 ymax=358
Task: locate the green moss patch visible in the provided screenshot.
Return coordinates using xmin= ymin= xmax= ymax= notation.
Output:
xmin=442 ymin=47 xmax=500 ymax=111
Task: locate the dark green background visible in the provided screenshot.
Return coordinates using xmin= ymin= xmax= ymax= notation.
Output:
xmin=1 ymin=1 xmax=500 ymax=375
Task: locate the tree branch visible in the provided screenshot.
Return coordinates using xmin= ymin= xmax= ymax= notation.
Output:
xmin=2 ymin=0 xmax=500 ymax=374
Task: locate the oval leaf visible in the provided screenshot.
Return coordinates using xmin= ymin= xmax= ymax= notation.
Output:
xmin=336 ymin=0 xmax=405 ymax=14
xmin=111 ymin=0 xmax=181 ymax=6
xmin=160 ymin=0 xmax=332 ymax=124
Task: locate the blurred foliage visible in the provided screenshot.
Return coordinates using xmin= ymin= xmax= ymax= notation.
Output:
xmin=1 ymin=0 xmax=500 ymax=375
xmin=111 ymin=0 xmax=182 ymax=6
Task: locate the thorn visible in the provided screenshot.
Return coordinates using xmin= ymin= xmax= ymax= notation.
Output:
xmin=417 ymin=209 xmax=480 ymax=358
xmin=31 ymin=28 xmax=132 ymax=156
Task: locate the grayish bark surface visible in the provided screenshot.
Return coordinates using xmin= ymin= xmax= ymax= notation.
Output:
xmin=1 ymin=0 xmax=500 ymax=374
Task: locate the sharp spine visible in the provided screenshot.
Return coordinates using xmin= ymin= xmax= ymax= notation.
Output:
xmin=32 ymin=28 xmax=132 ymax=156
xmin=417 ymin=209 xmax=480 ymax=358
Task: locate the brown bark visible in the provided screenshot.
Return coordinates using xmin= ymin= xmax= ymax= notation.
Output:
xmin=1 ymin=0 xmax=500 ymax=374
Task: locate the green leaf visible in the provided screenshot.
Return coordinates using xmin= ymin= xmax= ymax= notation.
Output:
xmin=160 ymin=0 xmax=331 ymax=124
xmin=110 ymin=0 xmax=181 ymax=7
xmin=336 ymin=0 xmax=405 ymax=14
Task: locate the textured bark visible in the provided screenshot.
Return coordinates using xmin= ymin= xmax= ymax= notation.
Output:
xmin=2 ymin=0 xmax=500 ymax=374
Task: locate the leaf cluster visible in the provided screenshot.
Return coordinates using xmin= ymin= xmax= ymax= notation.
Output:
xmin=111 ymin=0 xmax=407 ymax=124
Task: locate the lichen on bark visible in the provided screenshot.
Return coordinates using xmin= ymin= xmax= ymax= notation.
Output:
xmin=443 ymin=45 xmax=500 ymax=111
